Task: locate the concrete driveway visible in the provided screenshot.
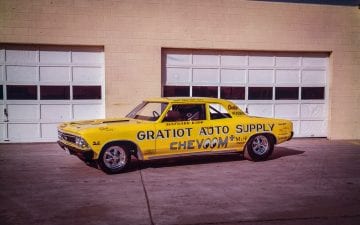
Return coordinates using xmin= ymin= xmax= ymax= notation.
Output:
xmin=0 ymin=139 xmax=359 ymax=225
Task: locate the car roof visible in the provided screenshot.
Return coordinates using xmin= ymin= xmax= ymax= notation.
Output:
xmin=144 ymin=97 xmax=230 ymax=104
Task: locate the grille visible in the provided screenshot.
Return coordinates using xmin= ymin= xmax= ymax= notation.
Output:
xmin=58 ymin=131 xmax=77 ymax=144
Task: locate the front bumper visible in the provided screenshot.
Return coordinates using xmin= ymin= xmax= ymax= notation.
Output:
xmin=57 ymin=141 xmax=94 ymax=162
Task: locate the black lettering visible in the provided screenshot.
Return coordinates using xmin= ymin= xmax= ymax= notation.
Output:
xmin=214 ymin=126 xmax=221 ymax=134
xmin=147 ymin=130 xmax=155 ymax=140
xmin=196 ymin=139 xmax=203 ymax=149
xmin=185 ymin=127 xmax=192 ymax=137
xmin=249 ymin=124 xmax=256 ymax=132
xmin=137 ymin=131 xmax=146 ymax=140
xmin=178 ymin=141 xmax=186 ymax=150
xmin=218 ymin=136 xmax=228 ymax=148
xmin=223 ymin=126 xmax=229 ymax=134
xmin=156 ymin=130 xmax=165 ymax=139
xmin=256 ymin=124 xmax=263 ymax=132
xmin=269 ymin=124 xmax=275 ymax=131
xmin=203 ymin=139 xmax=210 ymax=149
xmin=170 ymin=142 xmax=177 ymax=150
xmin=163 ymin=129 xmax=171 ymax=138
xmin=210 ymin=138 xmax=218 ymax=148
xmin=176 ymin=129 xmax=184 ymax=137
xmin=199 ymin=127 xmax=207 ymax=136
xmin=188 ymin=140 xmax=195 ymax=149
xmin=236 ymin=125 xmax=243 ymax=133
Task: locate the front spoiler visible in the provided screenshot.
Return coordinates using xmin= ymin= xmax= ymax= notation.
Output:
xmin=57 ymin=141 xmax=94 ymax=162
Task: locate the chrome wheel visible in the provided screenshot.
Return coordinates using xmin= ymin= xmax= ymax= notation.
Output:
xmin=103 ymin=146 xmax=127 ymax=169
xmin=251 ymin=135 xmax=269 ymax=156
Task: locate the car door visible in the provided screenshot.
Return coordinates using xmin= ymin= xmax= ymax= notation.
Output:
xmin=154 ymin=103 xmax=212 ymax=157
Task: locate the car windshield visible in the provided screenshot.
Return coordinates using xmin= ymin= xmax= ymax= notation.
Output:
xmin=126 ymin=102 xmax=168 ymax=121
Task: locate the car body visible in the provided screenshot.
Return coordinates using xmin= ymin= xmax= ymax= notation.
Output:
xmin=58 ymin=97 xmax=293 ymax=173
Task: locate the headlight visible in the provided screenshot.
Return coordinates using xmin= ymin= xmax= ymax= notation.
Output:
xmin=75 ymin=137 xmax=89 ymax=148
xmin=58 ymin=131 xmax=63 ymax=140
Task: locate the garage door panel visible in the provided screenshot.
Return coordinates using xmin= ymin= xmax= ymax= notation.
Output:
xmin=6 ymin=66 xmax=38 ymax=82
xmin=0 ymin=65 xmax=3 ymax=81
xmin=302 ymin=57 xmax=327 ymax=67
xmin=166 ymin=68 xmax=191 ymax=84
xmin=0 ymin=123 xmax=4 ymax=140
xmin=41 ymin=105 xmax=71 ymax=121
xmin=40 ymin=66 xmax=70 ymax=82
xmin=193 ymin=69 xmax=218 ymax=84
xmin=8 ymin=105 xmax=39 ymax=121
xmin=6 ymin=48 xmax=38 ymax=63
xmin=41 ymin=123 xmax=59 ymax=139
xmin=248 ymin=70 xmax=273 ymax=84
xmin=166 ymin=53 xmax=191 ymax=66
xmin=73 ymin=67 xmax=102 ymax=83
xmin=292 ymin=120 xmax=300 ymax=136
xmin=275 ymin=70 xmax=299 ymax=84
xmin=300 ymin=121 xmax=326 ymax=137
xmin=248 ymin=104 xmax=273 ymax=117
xmin=301 ymin=104 xmax=325 ymax=119
xmin=274 ymin=104 xmax=299 ymax=119
xmin=301 ymin=70 xmax=326 ymax=84
xmin=8 ymin=123 xmax=40 ymax=139
xmin=193 ymin=54 xmax=219 ymax=66
xmin=0 ymin=105 xmax=4 ymax=121
xmin=0 ymin=49 xmax=4 ymax=62
xmin=275 ymin=56 xmax=301 ymax=67
xmin=221 ymin=55 xmax=247 ymax=66
xmin=249 ymin=55 xmax=274 ymax=66
xmin=72 ymin=50 xmax=103 ymax=64
xmin=74 ymin=104 xmax=103 ymax=120
xmin=221 ymin=69 xmax=246 ymax=84
xmin=40 ymin=47 xmax=71 ymax=63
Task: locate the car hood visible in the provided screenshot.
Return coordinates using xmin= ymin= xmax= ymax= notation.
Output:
xmin=58 ymin=118 xmax=145 ymax=132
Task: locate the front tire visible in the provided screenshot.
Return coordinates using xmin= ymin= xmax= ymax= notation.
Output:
xmin=98 ymin=144 xmax=130 ymax=174
xmin=245 ymin=134 xmax=274 ymax=161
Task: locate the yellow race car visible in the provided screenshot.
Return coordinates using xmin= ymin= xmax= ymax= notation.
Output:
xmin=58 ymin=98 xmax=293 ymax=174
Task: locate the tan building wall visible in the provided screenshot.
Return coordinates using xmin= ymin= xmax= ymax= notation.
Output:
xmin=0 ymin=0 xmax=359 ymax=139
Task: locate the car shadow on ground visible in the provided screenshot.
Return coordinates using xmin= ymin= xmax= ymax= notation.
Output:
xmin=269 ymin=147 xmax=305 ymax=160
xmin=125 ymin=147 xmax=305 ymax=172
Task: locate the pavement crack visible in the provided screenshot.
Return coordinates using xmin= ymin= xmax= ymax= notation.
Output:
xmin=139 ymin=166 xmax=155 ymax=225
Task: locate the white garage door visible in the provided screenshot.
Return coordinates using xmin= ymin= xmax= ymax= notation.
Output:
xmin=162 ymin=49 xmax=328 ymax=137
xmin=0 ymin=45 xmax=105 ymax=142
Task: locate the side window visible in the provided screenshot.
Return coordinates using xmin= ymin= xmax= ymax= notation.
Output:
xmin=163 ymin=104 xmax=206 ymax=122
xmin=209 ymin=104 xmax=232 ymax=120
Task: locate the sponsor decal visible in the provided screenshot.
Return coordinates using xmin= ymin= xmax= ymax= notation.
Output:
xmin=137 ymin=128 xmax=193 ymax=140
xmin=170 ymin=137 xmax=228 ymax=150
xmin=236 ymin=124 xmax=274 ymax=133
xmin=136 ymin=123 xmax=275 ymax=150
xmin=228 ymin=104 xmax=244 ymax=116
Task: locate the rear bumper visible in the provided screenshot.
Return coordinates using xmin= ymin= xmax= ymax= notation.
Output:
xmin=288 ymin=132 xmax=294 ymax=141
xmin=57 ymin=141 xmax=94 ymax=162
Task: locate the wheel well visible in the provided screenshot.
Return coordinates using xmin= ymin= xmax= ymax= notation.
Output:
xmin=245 ymin=133 xmax=277 ymax=147
xmin=102 ymin=141 xmax=140 ymax=159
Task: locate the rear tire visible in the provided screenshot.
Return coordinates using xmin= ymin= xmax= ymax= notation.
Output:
xmin=245 ymin=134 xmax=274 ymax=161
xmin=98 ymin=144 xmax=130 ymax=174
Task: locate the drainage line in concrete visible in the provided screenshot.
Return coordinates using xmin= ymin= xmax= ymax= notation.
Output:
xmin=139 ymin=166 xmax=155 ymax=225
